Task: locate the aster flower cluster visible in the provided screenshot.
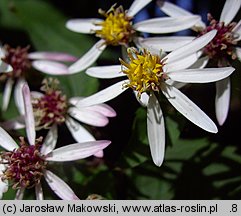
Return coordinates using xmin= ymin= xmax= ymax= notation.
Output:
xmin=0 ymin=0 xmax=240 ymax=200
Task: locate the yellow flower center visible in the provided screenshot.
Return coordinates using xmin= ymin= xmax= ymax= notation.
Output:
xmin=95 ymin=5 xmax=135 ymax=46
xmin=120 ymin=48 xmax=167 ymax=96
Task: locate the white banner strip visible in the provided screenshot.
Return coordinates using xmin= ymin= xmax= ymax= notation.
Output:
xmin=0 ymin=200 xmax=240 ymax=216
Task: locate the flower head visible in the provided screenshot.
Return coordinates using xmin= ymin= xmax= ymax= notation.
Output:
xmin=95 ymin=5 xmax=135 ymax=46
xmin=0 ymin=137 xmax=46 ymax=189
xmin=79 ymin=30 xmax=235 ymax=167
xmin=0 ymin=83 xmax=111 ymax=199
xmin=32 ymin=78 xmax=68 ymax=129
xmin=199 ymin=14 xmax=238 ymax=66
xmin=120 ymin=48 xmax=167 ymax=96
xmin=1 ymin=45 xmax=31 ymax=79
xmin=0 ymin=43 xmax=77 ymax=112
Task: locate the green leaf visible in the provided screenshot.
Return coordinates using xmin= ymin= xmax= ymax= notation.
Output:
xmin=10 ymin=0 xmax=92 ymax=54
xmin=2 ymin=188 xmax=16 ymax=200
xmin=0 ymin=91 xmax=19 ymax=120
xmin=0 ymin=0 xmax=22 ymax=29
xmin=57 ymin=73 xmax=99 ymax=97
xmin=119 ymin=107 xmax=149 ymax=168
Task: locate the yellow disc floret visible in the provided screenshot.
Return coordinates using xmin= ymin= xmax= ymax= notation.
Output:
xmin=95 ymin=5 xmax=135 ymax=46
xmin=120 ymin=48 xmax=167 ymax=96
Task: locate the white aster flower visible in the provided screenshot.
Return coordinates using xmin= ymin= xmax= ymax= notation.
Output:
xmin=0 ymin=44 xmax=77 ymax=111
xmin=76 ymin=30 xmax=235 ymax=167
xmin=50 ymin=0 xmax=200 ymax=74
xmin=0 ymin=83 xmax=111 ymax=200
xmin=139 ymin=0 xmax=241 ymax=125
xmin=2 ymin=78 xmax=116 ymax=158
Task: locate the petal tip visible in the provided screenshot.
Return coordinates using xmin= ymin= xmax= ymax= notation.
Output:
xmin=153 ymin=158 xmax=164 ymax=167
xmin=103 ymin=140 xmax=111 ymax=146
xmin=111 ymin=111 xmax=117 ymax=117
xmin=217 ymin=116 xmax=226 ymax=126
xmin=210 ymin=125 xmax=218 ymax=134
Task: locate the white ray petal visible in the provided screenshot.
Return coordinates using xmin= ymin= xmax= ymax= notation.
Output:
xmin=134 ymin=16 xmax=201 ymax=34
xmin=41 ymin=124 xmax=58 ymax=155
xmin=0 ymin=61 xmax=13 ymax=72
xmin=134 ymin=91 xmax=149 ymax=107
xmin=215 ymin=77 xmax=231 ymax=126
xmin=68 ymin=96 xmax=84 ymax=105
xmin=121 ymin=45 xmax=130 ymax=62
xmin=15 ymin=188 xmax=25 ymax=200
xmin=28 ymin=52 xmax=77 ymax=62
xmin=68 ymin=40 xmax=106 ymax=73
xmin=232 ymin=20 xmax=241 ymax=41
xmin=166 ymin=30 xmax=217 ymax=63
xmin=167 ymin=67 xmax=235 ymax=83
xmin=158 ymin=0 xmax=194 ymax=17
xmin=76 ymin=80 xmax=128 ymax=107
xmin=162 ymin=85 xmax=218 ymax=133
xmin=70 ymin=97 xmax=116 ymax=117
xmin=0 ymin=181 xmax=8 ymax=199
xmin=35 ymin=183 xmax=44 ymax=200
xmin=14 ymin=78 xmax=26 ymax=115
xmin=65 ymin=18 xmax=103 ymax=34
xmin=134 ymin=37 xmax=165 ymax=56
xmin=0 ymin=47 xmax=6 ymax=59
xmin=220 ymin=0 xmax=241 ymax=24
xmin=44 ymin=170 xmax=79 ymax=200
xmin=171 ymin=81 xmax=187 ymax=89
xmin=32 ymin=60 xmax=69 ymax=75
xmin=157 ymin=0 xmax=206 ymax=29
xmin=147 ymin=93 xmax=165 ymax=167
xmin=86 ymin=65 xmax=125 ymax=79
xmin=22 ymin=83 xmax=36 ymax=145
xmin=94 ymin=150 xmax=104 ymax=158
xmin=0 ymin=164 xmax=8 ymax=199
xmin=164 ymin=53 xmax=199 ymax=72
xmin=127 ymin=0 xmax=152 ymax=17
xmin=0 ymin=163 xmax=6 ymax=173
xmin=66 ymin=117 xmax=102 ymax=158
xmin=45 ymin=140 xmax=111 ymax=161
xmin=66 ymin=117 xmax=95 ymax=143
xmin=235 ymin=47 xmax=241 ymax=61
xmin=0 ymin=127 xmax=19 ymax=151
xmin=0 ymin=116 xmax=25 ymax=130
xmin=2 ymin=78 xmax=14 ymax=112
xmin=81 ymin=104 xmax=117 ymax=117
xmin=31 ymin=91 xmax=44 ymax=99
xmin=136 ymin=36 xmax=195 ymax=52
xmin=68 ymin=107 xmax=109 ymax=127
xmin=189 ymin=56 xmax=209 ymax=69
